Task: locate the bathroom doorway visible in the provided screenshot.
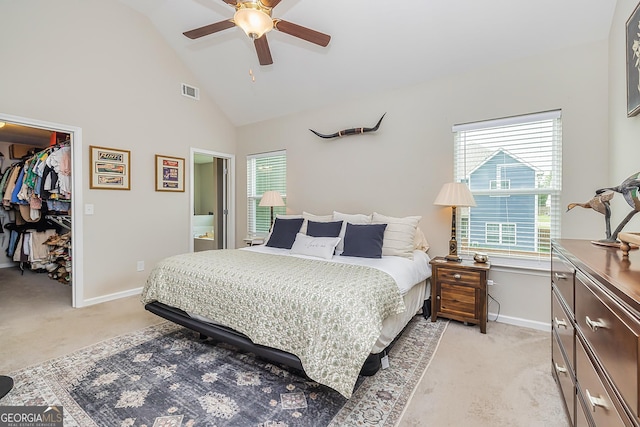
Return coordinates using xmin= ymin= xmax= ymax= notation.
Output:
xmin=190 ymin=148 xmax=235 ymax=251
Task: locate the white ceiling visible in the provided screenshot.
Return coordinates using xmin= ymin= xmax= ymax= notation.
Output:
xmin=119 ymin=0 xmax=617 ymax=127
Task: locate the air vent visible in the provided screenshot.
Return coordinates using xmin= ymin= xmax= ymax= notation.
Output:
xmin=181 ymin=83 xmax=199 ymax=100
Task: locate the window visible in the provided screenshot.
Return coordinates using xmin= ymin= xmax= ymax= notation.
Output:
xmin=485 ymin=222 xmax=517 ymax=245
xmin=453 ymin=110 xmax=562 ymax=260
xmin=247 ymin=150 xmax=286 ymax=237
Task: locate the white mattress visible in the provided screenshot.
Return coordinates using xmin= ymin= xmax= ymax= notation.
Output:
xmin=242 ymin=245 xmax=431 ymax=296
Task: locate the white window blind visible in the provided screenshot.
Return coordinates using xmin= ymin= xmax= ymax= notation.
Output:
xmin=247 ymin=150 xmax=287 ymax=237
xmin=453 ymin=110 xmax=562 ymax=261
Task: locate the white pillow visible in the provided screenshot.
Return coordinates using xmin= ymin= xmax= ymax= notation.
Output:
xmin=372 ymin=212 xmax=422 ymax=259
xmin=333 ymin=211 xmax=372 ymax=254
xmin=290 ymin=233 xmax=341 ymax=260
xmin=301 ymin=211 xmax=333 ymax=234
xmin=414 ymin=227 xmax=430 ymax=252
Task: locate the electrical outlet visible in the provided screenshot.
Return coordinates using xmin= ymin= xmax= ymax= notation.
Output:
xmin=137 ymin=261 xmax=144 ymax=272
xmin=487 ymin=279 xmax=494 ymax=286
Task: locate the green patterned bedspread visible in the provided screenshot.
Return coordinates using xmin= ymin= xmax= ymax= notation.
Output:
xmin=141 ymin=249 xmax=405 ymax=398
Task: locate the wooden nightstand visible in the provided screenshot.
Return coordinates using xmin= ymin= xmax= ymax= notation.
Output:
xmin=430 ymin=256 xmax=491 ymax=333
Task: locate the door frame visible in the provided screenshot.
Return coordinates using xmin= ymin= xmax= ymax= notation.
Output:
xmin=189 ymin=147 xmax=235 ymax=251
xmin=0 ymin=112 xmax=84 ymax=307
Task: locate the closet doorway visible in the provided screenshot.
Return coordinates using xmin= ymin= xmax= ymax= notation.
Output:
xmin=189 ymin=148 xmax=235 ymax=252
xmin=0 ymin=113 xmax=83 ymax=307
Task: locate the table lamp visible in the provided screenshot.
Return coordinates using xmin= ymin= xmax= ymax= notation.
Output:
xmin=434 ymin=182 xmax=476 ymax=262
xmin=259 ymin=190 xmax=285 ymax=227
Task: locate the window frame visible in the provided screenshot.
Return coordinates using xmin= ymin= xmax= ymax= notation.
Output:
xmin=452 ymin=110 xmax=562 ymax=262
xmin=246 ymin=150 xmax=287 ymax=237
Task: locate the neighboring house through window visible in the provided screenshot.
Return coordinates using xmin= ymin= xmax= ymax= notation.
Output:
xmin=246 ymin=150 xmax=287 ymax=237
xmin=453 ymin=110 xmax=562 ymax=260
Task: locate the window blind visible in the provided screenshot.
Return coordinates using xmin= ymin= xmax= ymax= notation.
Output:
xmin=453 ymin=110 xmax=562 ymax=261
xmin=247 ymin=150 xmax=287 ymax=236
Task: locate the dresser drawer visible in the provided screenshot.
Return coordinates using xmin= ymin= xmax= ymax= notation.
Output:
xmin=553 ymin=287 xmax=575 ymax=372
xmin=575 ymin=271 xmax=640 ymax=419
xmin=437 ymin=267 xmax=481 ymax=287
xmin=576 ymin=337 xmax=629 ymax=427
xmin=552 ymin=249 xmax=575 ymax=312
xmin=552 ymin=330 xmax=575 ymax=426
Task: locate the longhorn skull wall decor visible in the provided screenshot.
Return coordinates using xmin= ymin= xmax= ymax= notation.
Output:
xmin=309 ymin=113 xmax=386 ymax=139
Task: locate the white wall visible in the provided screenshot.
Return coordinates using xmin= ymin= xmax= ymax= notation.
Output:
xmin=236 ymin=41 xmax=610 ymax=328
xmin=0 ymin=0 xmax=235 ymax=302
xmin=609 ymin=0 xmax=640 ymax=229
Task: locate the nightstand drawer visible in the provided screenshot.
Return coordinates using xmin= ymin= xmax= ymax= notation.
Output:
xmin=438 ymin=267 xmax=481 ymax=287
xmin=440 ymin=283 xmax=476 ymax=318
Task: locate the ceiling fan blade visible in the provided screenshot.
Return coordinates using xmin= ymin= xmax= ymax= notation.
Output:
xmin=222 ymin=0 xmax=237 ymax=4
xmin=261 ymin=0 xmax=282 ymax=7
xmin=274 ymin=20 xmax=330 ymax=47
xmin=183 ymin=20 xmax=236 ymax=39
xmin=254 ymin=35 xmax=273 ymax=65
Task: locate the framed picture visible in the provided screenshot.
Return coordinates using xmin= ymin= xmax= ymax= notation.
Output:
xmin=627 ymin=1 xmax=640 ymax=117
xmin=89 ymin=146 xmax=130 ymax=190
xmin=155 ymin=154 xmax=185 ymax=192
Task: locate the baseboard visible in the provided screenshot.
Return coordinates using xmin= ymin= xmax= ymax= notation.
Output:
xmin=490 ymin=312 xmax=551 ymax=331
xmin=80 ymin=287 xmax=144 ymax=307
xmin=0 ymin=263 xmax=16 ymax=269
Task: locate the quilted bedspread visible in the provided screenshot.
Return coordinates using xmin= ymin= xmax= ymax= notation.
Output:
xmin=141 ymin=249 xmax=405 ymax=398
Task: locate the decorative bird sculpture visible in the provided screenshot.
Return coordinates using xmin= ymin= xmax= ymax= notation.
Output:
xmin=567 ymin=190 xmax=614 ymax=239
xmin=594 ymin=172 xmax=640 ymax=242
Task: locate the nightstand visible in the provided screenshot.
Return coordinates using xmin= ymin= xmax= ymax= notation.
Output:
xmin=429 ymin=256 xmax=491 ymax=333
xmin=243 ymin=237 xmax=265 ymax=246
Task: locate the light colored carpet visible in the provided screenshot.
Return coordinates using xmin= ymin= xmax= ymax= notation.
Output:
xmin=0 ymin=267 xmax=569 ymax=426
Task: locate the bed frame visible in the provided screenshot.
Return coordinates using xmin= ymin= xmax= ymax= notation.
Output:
xmin=145 ymin=301 xmax=405 ymax=377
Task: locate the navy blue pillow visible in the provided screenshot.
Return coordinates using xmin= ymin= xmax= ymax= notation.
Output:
xmin=340 ymin=223 xmax=387 ymax=258
xmin=266 ymin=217 xmax=304 ymax=249
xmin=307 ymin=220 xmax=343 ymax=238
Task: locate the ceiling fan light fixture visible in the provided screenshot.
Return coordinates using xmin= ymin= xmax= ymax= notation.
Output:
xmin=234 ymin=1 xmax=273 ymax=40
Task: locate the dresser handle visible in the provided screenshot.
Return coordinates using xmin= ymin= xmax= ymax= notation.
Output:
xmin=585 ymin=316 xmax=606 ymax=332
xmin=586 ymin=389 xmax=608 ymax=412
xmin=453 ymin=273 xmax=461 ymax=280
xmin=554 ymin=273 xmax=567 ymax=280
xmin=554 ymin=317 xmax=568 ymax=329
xmin=554 ymin=362 xmax=567 ymax=374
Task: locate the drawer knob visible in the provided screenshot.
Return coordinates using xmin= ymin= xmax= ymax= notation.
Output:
xmin=554 ymin=362 xmax=568 ymax=375
xmin=586 ymin=389 xmax=608 ymax=412
xmin=453 ymin=273 xmax=461 ymax=280
xmin=585 ymin=316 xmax=606 ymax=332
xmin=554 ymin=273 xmax=567 ymax=280
xmin=554 ymin=317 xmax=568 ymax=329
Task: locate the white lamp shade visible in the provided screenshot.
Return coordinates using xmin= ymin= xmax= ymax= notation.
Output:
xmin=234 ymin=5 xmax=273 ymax=39
xmin=433 ymin=182 xmax=476 ymax=207
xmin=259 ymin=190 xmax=285 ymax=207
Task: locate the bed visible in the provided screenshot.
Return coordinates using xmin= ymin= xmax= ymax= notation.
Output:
xmin=141 ymin=212 xmax=431 ymax=398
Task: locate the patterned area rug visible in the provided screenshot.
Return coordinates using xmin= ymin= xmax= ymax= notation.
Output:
xmin=4 ymin=317 xmax=448 ymax=427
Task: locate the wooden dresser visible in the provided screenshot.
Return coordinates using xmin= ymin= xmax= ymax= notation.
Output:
xmin=552 ymin=239 xmax=640 ymax=426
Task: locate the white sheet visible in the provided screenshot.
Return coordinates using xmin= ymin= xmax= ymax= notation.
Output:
xmin=242 ymin=245 xmax=431 ymax=296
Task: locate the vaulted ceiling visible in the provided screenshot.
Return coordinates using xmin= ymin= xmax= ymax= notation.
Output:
xmin=119 ymin=0 xmax=617 ymax=126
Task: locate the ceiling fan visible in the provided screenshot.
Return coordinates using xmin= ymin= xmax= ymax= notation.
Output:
xmin=183 ymin=0 xmax=331 ymax=66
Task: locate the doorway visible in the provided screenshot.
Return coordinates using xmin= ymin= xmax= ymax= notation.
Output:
xmin=190 ymin=148 xmax=235 ymax=252
xmin=0 ymin=113 xmax=84 ymax=307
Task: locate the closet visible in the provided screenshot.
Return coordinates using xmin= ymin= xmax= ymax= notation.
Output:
xmin=0 ymin=125 xmax=73 ymax=286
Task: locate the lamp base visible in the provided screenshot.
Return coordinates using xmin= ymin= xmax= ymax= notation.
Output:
xmin=445 ymin=254 xmax=462 ymax=262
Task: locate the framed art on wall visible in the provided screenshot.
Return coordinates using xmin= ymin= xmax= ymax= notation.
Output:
xmin=627 ymin=1 xmax=640 ymax=117
xmin=89 ymin=146 xmax=130 ymax=190
xmin=155 ymin=154 xmax=185 ymax=192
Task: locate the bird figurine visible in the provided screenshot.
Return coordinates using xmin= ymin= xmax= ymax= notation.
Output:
xmin=567 ymin=190 xmax=614 ymax=239
xmin=594 ymin=172 xmax=640 ymax=242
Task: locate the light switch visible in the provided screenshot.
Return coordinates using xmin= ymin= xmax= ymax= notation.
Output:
xmin=84 ymin=204 xmax=94 ymax=215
